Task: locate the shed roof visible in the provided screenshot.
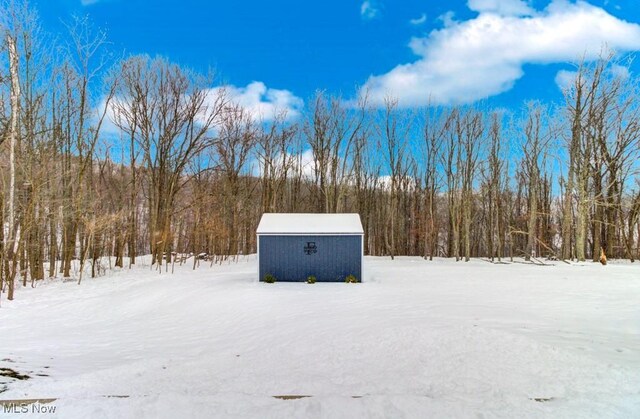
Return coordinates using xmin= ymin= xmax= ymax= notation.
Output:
xmin=256 ymin=213 xmax=364 ymax=235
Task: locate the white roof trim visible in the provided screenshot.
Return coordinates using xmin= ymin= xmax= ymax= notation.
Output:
xmin=256 ymin=213 xmax=364 ymax=235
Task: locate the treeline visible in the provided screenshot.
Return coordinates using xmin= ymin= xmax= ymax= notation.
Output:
xmin=1 ymin=2 xmax=640 ymax=300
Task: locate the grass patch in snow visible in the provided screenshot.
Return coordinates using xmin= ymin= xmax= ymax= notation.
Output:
xmin=0 ymin=368 xmax=30 ymax=381
xmin=273 ymin=395 xmax=312 ymax=400
xmin=530 ymin=397 xmax=555 ymax=402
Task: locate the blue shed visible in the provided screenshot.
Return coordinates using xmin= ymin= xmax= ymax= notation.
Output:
xmin=257 ymin=213 xmax=364 ymax=282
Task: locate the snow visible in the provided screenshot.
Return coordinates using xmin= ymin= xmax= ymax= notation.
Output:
xmin=1 ymin=257 xmax=639 ymax=418
xmin=256 ymin=213 xmax=364 ymax=234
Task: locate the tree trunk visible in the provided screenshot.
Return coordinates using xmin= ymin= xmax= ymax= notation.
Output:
xmin=4 ymin=34 xmax=21 ymax=300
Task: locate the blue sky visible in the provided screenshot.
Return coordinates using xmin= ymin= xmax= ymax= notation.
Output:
xmin=33 ymin=0 xmax=640 ymax=114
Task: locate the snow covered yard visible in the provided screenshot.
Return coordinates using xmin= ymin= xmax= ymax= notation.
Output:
xmin=0 ymin=257 xmax=639 ymax=418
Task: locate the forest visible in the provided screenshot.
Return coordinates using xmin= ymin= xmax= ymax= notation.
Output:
xmin=1 ymin=1 xmax=639 ymax=301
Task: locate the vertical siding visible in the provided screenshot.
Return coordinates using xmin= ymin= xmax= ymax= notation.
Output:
xmin=258 ymin=235 xmax=362 ymax=282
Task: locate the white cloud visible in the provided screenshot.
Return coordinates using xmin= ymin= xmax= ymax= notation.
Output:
xmin=554 ymin=69 xmax=578 ymax=91
xmin=361 ymin=0 xmax=640 ymax=106
xmin=100 ymin=81 xmax=302 ymax=138
xmin=438 ymin=11 xmax=457 ymax=28
xmin=410 ymin=13 xmax=427 ymax=25
xmin=297 ymin=149 xmax=316 ymax=178
xmin=375 ymin=175 xmax=418 ymax=191
xmin=610 ymin=63 xmax=630 ymax=80
xmin=361 ymin=1 xmax=380 ymax=21
xmin=467 ymin=0 xmax=534 ymax=16
xmin=98 ymin=97 xmax=120 ymax=136
xmin=211 ymin=81 xmax=303 ymax=122
xmin=251 ymin=148 xmax=315 ymax=179
xmin=555 ymin=62 xmax=630 ymax=91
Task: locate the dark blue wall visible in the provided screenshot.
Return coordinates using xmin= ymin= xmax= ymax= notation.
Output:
xmin=258 ymin=235 xmax=362 ymax=282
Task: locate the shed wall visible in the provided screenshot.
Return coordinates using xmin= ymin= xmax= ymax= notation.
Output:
xmin=258 ymin=235 xmax=362 ymax=282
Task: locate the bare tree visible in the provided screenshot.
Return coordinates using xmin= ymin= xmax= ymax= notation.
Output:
xmin=112 ymin=55 xmax=225 ymax=266
xmin=215 ymin=104 xmax=257 ymax=257
xmin=521 ymin=103 xmax=550 ymax=261
xmin=1 ymin=33 xmax=20 ymax=299
xmin=443 ymin=108 xmax=462 ymax=260
xmin=422 ymin=107 xmax=444 ymax=260
xmin=458 ymin=109 xmax=483 ymax=262
xmin=378 ymin=98 xmax=411 ymax=259
xmin=256 ymin=114 xmax=296 ymax=213
xmin=481 ymin=112 xmax=507 ymax=261
xmin=304 ymin=92 xmax=366 ymax=213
